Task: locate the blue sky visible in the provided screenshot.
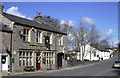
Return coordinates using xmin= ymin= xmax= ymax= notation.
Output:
xmin=2 ymin=2 xmax=118 ymax=46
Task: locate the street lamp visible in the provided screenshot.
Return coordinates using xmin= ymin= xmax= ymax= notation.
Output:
xmin=13 ymin=50 xmax=16 ymax=56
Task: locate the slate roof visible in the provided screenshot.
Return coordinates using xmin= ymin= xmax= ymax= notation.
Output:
xmin=0 ymin=21 xmax=13 ymax=33
xmin=2 ymin=13 xmax=67 ymax=35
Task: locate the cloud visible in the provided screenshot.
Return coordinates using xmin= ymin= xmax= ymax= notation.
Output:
xmin=60 ymin=20 xmax=66 ymax=24
xmin=113 ymin=40 xmax=119 ymax=45
xmin=60 ymin=20 xmax=73 ymax=26
xmin=67 ymin=20 xmax=73 ymax=26
xmin=106 ymin=29 xmax=113 ymax=35
xmin=6 ymin=6 xmax=32 ymax=20
xmin=81 ymin=17 xmax=95 ymax=25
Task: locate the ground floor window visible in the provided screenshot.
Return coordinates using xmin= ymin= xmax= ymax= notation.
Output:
xmin=19 ymin=51 xmax=33 ymax=66
xmin=19 ymin=51 xmax=55 ymax=67
xmin=42 ymin=52 xmax=54 ymax=65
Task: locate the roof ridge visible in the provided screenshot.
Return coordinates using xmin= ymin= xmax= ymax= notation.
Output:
xmin=3 ymin=12 xmax=36 ymax=22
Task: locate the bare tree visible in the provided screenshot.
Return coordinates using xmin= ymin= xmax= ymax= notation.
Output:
xmin=117 ymin=41 xmax=120 ymax=52
xmin=72 ymin=24 xmax=90 ymax=60
xmin=71 ymin=17 xmax=101 ymax=61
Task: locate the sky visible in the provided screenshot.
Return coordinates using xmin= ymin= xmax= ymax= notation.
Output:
xmin=2 ymin=2 xmax=118 ymax=46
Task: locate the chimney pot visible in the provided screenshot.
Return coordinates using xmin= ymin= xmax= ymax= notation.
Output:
xmin=47 ymin=16 xmax=50 ymax=18
xmin=36 ymin=11 xmax=41 ymax=16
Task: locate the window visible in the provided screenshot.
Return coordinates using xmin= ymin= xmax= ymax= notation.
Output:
xmin=59 ymin=36 xmax=63 ymax=45
xmin=26 ymin=52 xmax=29 ymax=56
xmin=26 ymin=57 xmax=29 ymax=66
xmin=19 ymin=52 xmax=22 ymax=56
xmin=23 ymin=58 xmax=25 ymax=66
xmin=36 ymin=31 xmax=42 ymax=43
xmin=30 ymin=57 xmax=32 ymax=66
xmin=19 ymin=52 xmax=33 ymax=66
xmin=43 ymin=52 xmax=54 ymax=65
xmin=19 ymin=57 xmax=22 ymax=66
xmin=23 ymin=29 xmax=30 ymax=42
xmin=94 ymin=52 xmax=96 ymax=57
xmin=30 ymin=52 xmax=32 ymax=56
xmin=2 ymin=56 xmax=6 ymax=64
xmin=23 ymin=52 xmax=25 ymax=56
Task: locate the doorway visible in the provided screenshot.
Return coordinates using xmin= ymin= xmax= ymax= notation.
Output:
xmin=57 ymin=53 xmax=64 ymax=69
xmin=1 ymin=55 xmax=9 ymax=72
xmin=36 ymin=53 xmax=41 ymax=70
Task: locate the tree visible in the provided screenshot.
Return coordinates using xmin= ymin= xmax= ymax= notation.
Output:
xmin=38 ymin=15 xmax=73 ymax=33
xmin=71 ymin=22 xmax=90 ymax=60
xmin=71 ymin=17 xmax=101 ymax=61
xmin=117 ymin=41 xmax=120 ymax=52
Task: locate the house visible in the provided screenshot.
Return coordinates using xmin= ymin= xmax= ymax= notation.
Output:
xmin=0 ymin=22 xmax=13 ymax=72
xmin=81 ymin=44 xmax=100 ymax=61
xmin=0 ymin=5 xmax=67 ymax=72
xmin=78 ymin=44 xmax=113 ymax=61
xmin=98 ymin=50 xmax=111 ymax=60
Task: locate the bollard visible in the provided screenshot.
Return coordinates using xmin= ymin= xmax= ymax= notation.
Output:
xmin=8 ymin=71 xmax=10 ymax=75
xmin=47 ymin=64 xmax=50 ymax=70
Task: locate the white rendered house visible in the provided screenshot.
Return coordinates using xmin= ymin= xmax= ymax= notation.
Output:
xmin=80 ymin=44 xmax=112 ymax=61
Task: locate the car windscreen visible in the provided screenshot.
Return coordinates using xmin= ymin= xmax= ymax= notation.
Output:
xmin=115 ymin=61 xmax=120 ymax=63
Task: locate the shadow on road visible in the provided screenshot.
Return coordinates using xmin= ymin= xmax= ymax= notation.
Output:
xmin=112 ymin=69 xmax=120 ymax=76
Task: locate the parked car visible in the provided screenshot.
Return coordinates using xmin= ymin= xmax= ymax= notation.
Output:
xmin=84 ymin=59 xmax=89 ymax=61
xmin=24 ymin=66 xmax=35 ymax=71
xmin=112 ymin=60 xmax=120 ymax=69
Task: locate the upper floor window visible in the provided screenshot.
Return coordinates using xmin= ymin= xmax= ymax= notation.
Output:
xmin=23 ymin=29 xmax=30 ymax=42
xmin=59 ymin=36 xmax=63 ymax=45
xmin=36 ymin=31 xmax=42 ymax=43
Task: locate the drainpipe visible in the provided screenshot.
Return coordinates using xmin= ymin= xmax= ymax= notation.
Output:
xmin=55 ymin=34 xmax=58 ymax=69
xmin=10 ymin=32 xmax=13 ymax=72
xmin=10 ymin=22 xmax=14 ymax=72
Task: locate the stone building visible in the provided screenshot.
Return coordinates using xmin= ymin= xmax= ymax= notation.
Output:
xmin=0 ymin=21 xmax=13 ymax=72
xmin=0 ymin=5 xmax=67 ymax=72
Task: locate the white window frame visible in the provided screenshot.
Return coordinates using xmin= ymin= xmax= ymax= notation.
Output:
xmin=36 ymin=31 xmax=42 ymax=43
xmin=23 ymin=29 xmax=30 ymax=42
xmin=19 ymin=52 xmax=33 ymax=66
xmin=59 ymin=36 xmax=63 ymax=45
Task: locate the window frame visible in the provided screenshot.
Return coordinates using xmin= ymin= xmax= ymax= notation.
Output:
xmin=58 ymin=36 xmax=63 ymax=45
xmin=22 ymin=29 xmax=30 ymax=42
xmin=19 ymin=51 xmax=33 ymax=67
xmin=36 ymin=31 xmax=42 ymax=43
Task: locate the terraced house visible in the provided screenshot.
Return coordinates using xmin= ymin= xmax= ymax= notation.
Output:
xmin=0 ymin=5 xmax=67 ymax=72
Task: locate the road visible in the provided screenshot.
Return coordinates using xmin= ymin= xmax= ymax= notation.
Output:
xmin=19 ymin=55 xmax=119 ymax=76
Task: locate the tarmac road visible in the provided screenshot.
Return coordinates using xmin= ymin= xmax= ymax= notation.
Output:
xmin=20 ymin=55 xmax=119 ymax=76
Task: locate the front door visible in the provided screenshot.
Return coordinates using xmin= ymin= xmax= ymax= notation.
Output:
xmin=57 ymin=53 xmax=64 ymax=69
xmin=36 ymin=53 xmax=41 ymax=70
xmin=1 ymin=55 xmax=9 ymax=72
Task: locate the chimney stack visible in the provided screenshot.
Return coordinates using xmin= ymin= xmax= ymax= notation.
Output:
xmin=36 ymin=12 xmax=41 ymax=17
xmin=34 ymin=11 xmax=42 ymax=23
xmin=0 ymin=4 xmax=4 ymax=14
